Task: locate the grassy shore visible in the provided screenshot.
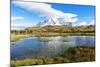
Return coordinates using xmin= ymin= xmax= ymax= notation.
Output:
xmin=11 ymin=32 xmax=95 ymax=42
xmin=11 ymin=46 xmax=95 ymax=67
xmin=11 ymin=26 xmax=95 ymax=42
xmin=11 ymin=34 xmax=35 ymax=42
xmin=33 ymin=32 xmax=95 ymax=37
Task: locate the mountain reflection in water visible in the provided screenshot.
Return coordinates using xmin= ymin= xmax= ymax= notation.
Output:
xmin=11 ymin=36 xmax=95 ymax=60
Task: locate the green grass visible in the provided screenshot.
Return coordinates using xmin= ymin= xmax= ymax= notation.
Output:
xmin=33 ymin=32 xmax=95 ymax=37
xmin=11 ymin=32 xmax=94 ymax=43
xmin=11 ymin=46 xmax=95 ymax=67
xmin=11 ymin=34 xmax=28 ymax=42
xmin=11 ymin=34 xmax=35 ymax=42
xmin=11 ymin=26 xmax=95 ymax=42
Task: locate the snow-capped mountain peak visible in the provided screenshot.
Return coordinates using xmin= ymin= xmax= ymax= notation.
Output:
xmin=37 ymin=17 xmax=72 ymax=27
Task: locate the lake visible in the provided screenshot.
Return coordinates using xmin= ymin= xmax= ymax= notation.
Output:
xmin=11 ymin=36 xmax=95 ymax=60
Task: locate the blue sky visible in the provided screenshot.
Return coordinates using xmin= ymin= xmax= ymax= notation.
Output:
xmin=11 ymin=0 xmax=95 ymax=30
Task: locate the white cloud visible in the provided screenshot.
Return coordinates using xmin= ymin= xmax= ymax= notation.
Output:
xmin=11 ymin=22 xmax=36 ymax=30
xmin=87 ymin=20 xmax=95 ymax=25
xmin=11 ymin=22 xmax=35 ymax=27
xmin=78 ymin=20 xmax=95 ymax=26
xmin=11 ymin=16 xmax=24 ymax=21
xmin=12 ymin=1 xmax=78 ymax=23
xmin=78 ymin=22 xmax=87 ymax=26
xmin=11 ymin=16 xmax=35 ymax=30
xmin=11 ymin=26 xmax=25 ymax=30
xmin=14 ymin=0 xmax=95 ymax=5
xmin=63 ymin=18 xmax=78 ymax=23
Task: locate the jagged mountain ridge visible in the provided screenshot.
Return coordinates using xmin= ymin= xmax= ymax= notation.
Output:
xmin=37 ymin=17 xmax=72 ymax=27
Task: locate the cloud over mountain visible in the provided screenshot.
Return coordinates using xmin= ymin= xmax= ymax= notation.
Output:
xmin=78 ymin=20 xmax=95 ymax=26
xmin=12 ymin=1 xmax=78 ymax=23
xmin=11 ymin=16 xmax=24 ymax=21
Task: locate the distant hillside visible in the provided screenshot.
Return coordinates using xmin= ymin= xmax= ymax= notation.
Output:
xmin=11 ymin=25 xmax=95 ymax=35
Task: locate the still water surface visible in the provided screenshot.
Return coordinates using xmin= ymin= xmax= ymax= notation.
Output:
xmin=11 ymin=36 xmax=95 ymax=59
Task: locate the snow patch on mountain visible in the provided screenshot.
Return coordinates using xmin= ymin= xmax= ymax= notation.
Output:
xmin=37 ymin=17 xmax=72 ymax=27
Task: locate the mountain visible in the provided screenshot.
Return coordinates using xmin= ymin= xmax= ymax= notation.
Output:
xmin=37 ymin=17 xmax=62 ymax=27
xmin=37 ymin=17 xmax=72 ymax=27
